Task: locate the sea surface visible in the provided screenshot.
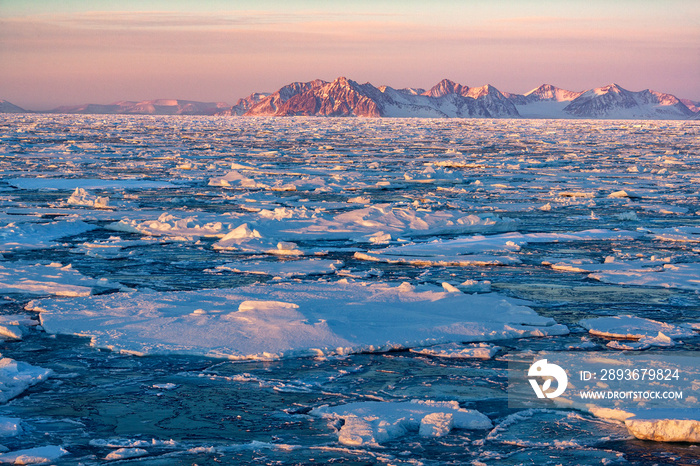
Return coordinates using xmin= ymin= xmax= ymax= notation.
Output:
xmin=0 ymin=115 xmax=698 ymax=464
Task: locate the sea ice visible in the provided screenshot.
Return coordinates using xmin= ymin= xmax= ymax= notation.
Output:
xmin=410 ymin=342 xmax=500 ymax=359
xmin=0 ymin=445 xmax=68 ymax=464
xmin=0 ymin=261 xmax=123 ymax=297
xmin=66 ymin=187 xmax=109 ymax=208
xmin=589 ymin=263 xmax=700 ymax=291
xmin=579 ymin=314 xmax=696 ymax=347
xmin=0 ymin=220 xmax=95 ymax=252
xmin=104 ymin=447 xmax=148 ymax=460
xmin=311 ymin=400 xmax=491 ymax=446
xmin=109 ymin=213 xmax=230 ymax=240
xmin=28 ymin=281 xmax=568 ymax=360
xmin=0 ymin=356 xmax=52 ymax=404
xmin=214 ymin=259 xmax=342 ymax=278
xmin=624 ymin=410 xmax=700 ymax=443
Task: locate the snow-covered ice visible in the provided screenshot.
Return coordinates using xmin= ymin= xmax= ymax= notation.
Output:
xmin=579 ymin=314 xmax=696 ymax=347
xmin=311 ymin=400 xmax=492 ymax=446
xmin=0 ymin=445 xmax=68 ymax=464
xmin=28 ymin=281 xmax=567 ymax=359
xmin=0 ymin=261 xmax=123 ymax=297
xmin=624 ymin=410 xmax=700 ymax=443
xmin=0 ymin=356 xmax=52 ymax=404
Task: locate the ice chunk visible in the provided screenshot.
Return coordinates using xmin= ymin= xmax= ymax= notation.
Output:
xmin=579 ymin=314 xmax=696 ymax=347
xmin=624 ymin=410 xmax=700 ymax=443
xmin=29 ymin=282 xmax=568 ymax=360
xmin=311 ymin=400 xmax=491 ymax=446
xmin=0 ymin=356 xmax=53 ymax=403
xmin=459 ymin=280 xmax=492 ymax=293
xmin=105 ymin=448 xmax=148 ymax=460
xmin=66 ymin=187 xmax=109 ymax=208
xmin=0 ymin=445 xmax=68 ymax=464
xmin=109 ymin=213 xmax=227 ymax=239
xmin=214 ymin=259 xmax=341 ymax=278
xmin=410 ymin=342 xmax=500 ymax=359
xmin=419 ymin=412 xmax=454 ymax=437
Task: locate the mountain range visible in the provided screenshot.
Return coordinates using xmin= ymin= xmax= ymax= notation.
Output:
xmin=3 ymin=78 xmax=699 ymax=120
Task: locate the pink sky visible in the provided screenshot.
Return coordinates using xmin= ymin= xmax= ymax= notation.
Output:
xmin=1 ymin=1 xmax=699 ymax=109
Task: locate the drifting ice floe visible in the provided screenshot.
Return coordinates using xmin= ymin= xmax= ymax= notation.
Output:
xmin=624 ymin=410 xmax=700 ymax=443
xmin=0 ymin=356 xmax=52 ymax=404
xmin=409 ymin=342 xmax=500 ymax=359
xmin=214 ymin=259 xmax=342 ymax=278
xmin=0 ymin=261 xmax=123 ymax=297
xmin=0 ymin=220 xmax=95 ymax=252
xmin=27 ymin=281 xmax=568 ymax=359
xmin=311 ymin=400 xmax=491 ymax=446
xmin=579 ymin=314 xmax=697 ymax=348
xmin=0 ymin=446 xmax=69 ymax=464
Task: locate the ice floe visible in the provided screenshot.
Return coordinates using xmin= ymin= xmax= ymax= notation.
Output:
xmin=410 ymin=342 xmax=500 ymax=359
xmin=28 ymin=281 xmax=568 ymax=359
xmin=0 ymin=445 xmax=68 ymax=465
xmin=0 ymin=261 xmax=123 ymax=297
xmin=0 ymin=220 xmax=95 ymax=252
xmin=0 ymin=356 xmax=52 ymax=404
xmin=214 ymin=259 xmax=342 ymax=278
xmin=311 ymin=400 xmax=491 ymax=446
xmin=579 ymin=314 xmax=697 ymax=348
xmin=624 ymin=410 xmax=700 ymax=443
xmin=109 ymin=213 xmax=230 ymax=240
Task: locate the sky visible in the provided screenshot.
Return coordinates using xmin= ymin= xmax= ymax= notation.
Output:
xmin=1 ymin=0 xmax=699 ymax=109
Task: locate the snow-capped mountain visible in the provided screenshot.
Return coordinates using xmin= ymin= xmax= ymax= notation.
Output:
xmin=506 ymin=84 xmax=584 ymax=118
xmin=243 ymin=77 xmax=521 ymax=118
xmin=0 ymin=99 xmax=29 ymax=113
xmin=49 ymin=99 xmax=230 ymax=115
xmin=3 ymin=80 xmax=697 ymax=119
xmin=562 ymin=84 xmax=694 ymax=119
